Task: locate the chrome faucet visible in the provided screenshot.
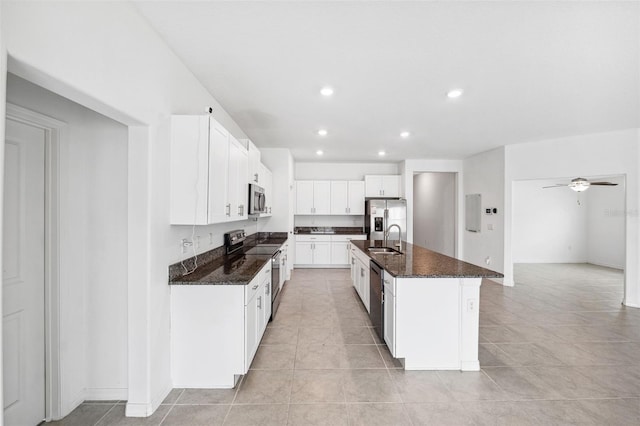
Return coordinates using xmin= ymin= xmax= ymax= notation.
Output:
xmin=385 ymin=224 xmax=403 ymax=252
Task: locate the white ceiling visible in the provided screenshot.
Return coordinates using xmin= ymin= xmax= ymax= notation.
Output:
xmin=134 ymin=1 xmax=639 ymax=162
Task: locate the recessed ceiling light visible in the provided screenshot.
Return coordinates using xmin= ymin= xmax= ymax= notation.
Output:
xmin=316 ymin=150 xmax=324 ymax=156
xmin=320 ymin=86 xmax=334 ymax=96
xmin=378 ymin=151 xmax=386 ymax=156
xmin=447 ymin=89 xmax=463 ymax=99
xmin=317 ymin=129 xmax=328 ymax=136
xmin=400 ymin=131 xmax=410 ymax=138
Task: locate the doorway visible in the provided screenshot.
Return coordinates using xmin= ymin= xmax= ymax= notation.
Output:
xmin=511 ymin=175 xmax=626 ymax=305
xmin=3 ymin=115 xmax=48 ymax=425
xmin=412 ymin=172 xmax=456 ymax=256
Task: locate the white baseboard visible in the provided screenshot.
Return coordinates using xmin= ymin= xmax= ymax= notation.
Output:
xmin=586 ymin=261 xmax=624 ymax=270
xmin=84 ymin=387 xmax=128 ymax=401
xmin=460 ymin=360 xmax=481 ymax=371
xmin=125 ymin=402 xmax=153 ymax=418
xmin=125 ymin=381 xmax=172 ymax=418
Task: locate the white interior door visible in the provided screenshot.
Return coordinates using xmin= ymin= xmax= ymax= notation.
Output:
xmin=3 ymin=118 xmax=46 ymax=426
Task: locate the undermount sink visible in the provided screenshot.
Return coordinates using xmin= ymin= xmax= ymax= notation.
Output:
xmin=369 ymin=247 xmax=402 ymax=255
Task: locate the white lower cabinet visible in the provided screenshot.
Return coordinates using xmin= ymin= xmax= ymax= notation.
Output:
xmin=171 ymin=262 xmax=271 ymax=388
xmin=349 ymin=242 xmax=371 ymax=312
xmin=383 ymin=271 xmax=396 ymax=356
xmin=296 ymin=234 xmax=366 ymax=267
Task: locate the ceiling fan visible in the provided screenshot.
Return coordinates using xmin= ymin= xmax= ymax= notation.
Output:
xmin=543 ymin=177 xmax=618 ymax=192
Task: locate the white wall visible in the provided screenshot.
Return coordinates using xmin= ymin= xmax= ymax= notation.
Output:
xmin=504 ymin=129 xmax=639 ymax=307
xmin=0 ymin=1 xmax=257 ymax=418
xmin=294 ymin=162 xmax=399 ymax=180
xmin=400 ymin=159 xmax=464 ymax=253
xmin=6 ymin=74 xmax=129 ymax=402
xmin=413 ymin=172 xmax=456 ymax=256
xmin=587 ymin=175 xmax=625 ymax=269
xmin=512 ymin=179 xmax=588 ymax=263
xmin=462 ymin=148 xmax=505 ymax=274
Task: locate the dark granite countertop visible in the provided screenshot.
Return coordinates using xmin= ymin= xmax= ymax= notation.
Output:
xmin=294 ymin=227 xmax=366 ymax=235
xmin=351 ymin=240 xmax=503 ymax=279
xmin=169 ymin=231 xmax=288 ymax=285
xmin=170 ymin=253 xmax=273 ymax=285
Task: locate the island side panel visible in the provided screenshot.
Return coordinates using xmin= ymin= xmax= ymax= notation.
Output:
xmin=459 ymin=278 xmax=482 ymax=371
xmin=396 ymin=277 xmax=461 ymax=370
xmin=171 ymin=285 xmax=244 ymax=388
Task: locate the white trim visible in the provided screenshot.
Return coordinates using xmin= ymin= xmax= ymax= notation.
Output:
xmin=5 ymin=103 xmax=66 ymax=421
xmin=84 ymin=388 xmax=128 ymax=401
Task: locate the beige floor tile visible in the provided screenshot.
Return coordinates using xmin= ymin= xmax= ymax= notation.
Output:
xmin=48 ymin=404 xmax=114 ymax=426
xmin=342 ymin=370 xmax=401 ymax=402
xmin=286 ymin=403 xmax=348 ymax=426
xmin=235 ymin=370 xmax=293 ymax=404
xmin=173 ymin=387 xmax=236 ymax=405
xmin=388 ymin=370 xmax=454 ymax=403
xmin=224 ymin=404 xmax=288 ymax=426
xmin=250 ymin=344 xmax=297 ymax=370
xmin=95 ymin=405 xmax=169 ymax=426
xmin=346 ymin=403 xmax=411 ymax=426
xmin=404 ymin=402 xmax=475 ymax=425
xmin=290 ymin=370 xmax=345 ymax=403
xmin=161 ymin=404 xmax=229 ymax=426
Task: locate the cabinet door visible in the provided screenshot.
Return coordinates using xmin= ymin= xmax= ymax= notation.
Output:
xmin=348 ymin=181 xmax=365 ymax=215
xmin=228 ymin=136 xmax=248 ymax=220
xmin=247 ymin=140 xmax=261 ymax=184
xmin=262 ymin=165 xmax=273 ymax=216
xmin=244 ymin=293 xmax=259 ymax=372
xmin=295 ymin=181 xmax=314 ymax=214
xmin=170 ymin=115 xmax=210 ymax=225
xmin=364 ymin=175 xmax=382 ymax=197
xmin=363 ymin=265 xmax=370 ymax=313
xmin=383 ymin=282 xmax=395 ymax=356
xmin=331 ymin=242 xmax=349 ymax=265
xmin=208 ymin=118 xmax=231 ymax=223
xmin=382 ymin=175 xmax=400 ymax=197
xmin=295 ymin=241 xmax=314 ymax=265
xmin=313 ymin=181 xmax=331 ymax=214
xmin=313 ymin=242 xmax=332 ymax=265
xmin=330 ymin=181 xmax=348 ymax=215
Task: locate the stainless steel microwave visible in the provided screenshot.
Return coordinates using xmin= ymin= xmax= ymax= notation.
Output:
xmin=249 ymin=183 xmax=266 ymax=215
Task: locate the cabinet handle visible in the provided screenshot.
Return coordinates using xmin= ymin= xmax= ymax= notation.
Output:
xmin=238 ymin=205 xmax=243 ymax=215
xmin=258 ymin=296 xmax=262 ymax=309
xmin=266 ymin=284 xmax=270 ymax=295
xmin=266 ymin=269 xmax=270 ymax=274
xmin=360 ymin=268 xmax=364 ymax=277
xmin=254 ymin=173 xmax=259 ymax=183
xmin=351 ymin=259 xmax=355 ymax=265
xmin=226 ymin=204 xmax=231 ymax=216
xmin=384 ymin=279 xmax=390 ymax=285
xmin=252 ymin=284 xmax=259 ymax=290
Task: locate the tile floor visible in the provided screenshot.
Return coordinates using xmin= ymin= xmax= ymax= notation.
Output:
xmin=49 ymin=263 xmax=640 ymax=425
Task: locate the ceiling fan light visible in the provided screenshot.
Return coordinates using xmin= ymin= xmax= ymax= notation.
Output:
xmin=570 ymin=181 xmax=590 ymax=192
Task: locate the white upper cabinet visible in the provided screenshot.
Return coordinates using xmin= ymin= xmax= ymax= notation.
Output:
xmin=331 ymin=181 xmax=365 ymax=215
xmin=365 ymin=175 xmax=401 ymax=198
xmin=228 ymin=135 xmax=249 ymax=221
xmin=330 ymin=181 xmax=348 ymax=214
xmin=295 ymin=181 xmax=330 ymax=215
xmin=170 ymin=115 xmax=248 ymax=225
xmin=247 ymin=140 xmax=261 ymax=185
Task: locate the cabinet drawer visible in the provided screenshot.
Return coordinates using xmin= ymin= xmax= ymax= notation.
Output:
xmin=331 ymin=234 xmax=366 ymax=242
xmin=245 ymin=263 xmax=270 ymax=302
xmin=295 ymin=235 xmax=332 ymax=242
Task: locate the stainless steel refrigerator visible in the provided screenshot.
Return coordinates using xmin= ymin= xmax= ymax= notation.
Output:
xmin=365 ymin=199 xmax=407 ymax=241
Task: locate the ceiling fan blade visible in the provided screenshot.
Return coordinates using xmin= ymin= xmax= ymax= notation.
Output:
xmin=590 ymin=182 xmax=618 ymax=186
xmin=542 ymin=185 xmax=568 ymax=189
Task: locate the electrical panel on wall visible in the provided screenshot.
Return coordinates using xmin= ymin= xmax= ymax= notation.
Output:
xmin=465 ymin=194 xmax=482 ymax=232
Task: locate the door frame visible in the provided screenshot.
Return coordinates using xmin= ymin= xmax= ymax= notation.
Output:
xmin=5 ymin=103 xmax=65 ymax=421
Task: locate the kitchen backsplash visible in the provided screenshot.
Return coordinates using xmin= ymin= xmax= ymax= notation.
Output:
xmin=294 ymin=215 xmax=364 ymax=228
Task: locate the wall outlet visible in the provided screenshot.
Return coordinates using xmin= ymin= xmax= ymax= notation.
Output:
xmin=181 ymin=238 xmax=193 ymax=254
xmin=485 ymin=256 xmax=491 ymax=265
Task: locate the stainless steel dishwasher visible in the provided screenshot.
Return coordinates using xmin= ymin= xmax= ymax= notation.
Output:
xmin=369 ymin=259 xmax=384 ymax=341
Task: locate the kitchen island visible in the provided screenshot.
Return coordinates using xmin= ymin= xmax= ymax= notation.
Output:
xmin=350 ymin=240 xmax=502 ymax=371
